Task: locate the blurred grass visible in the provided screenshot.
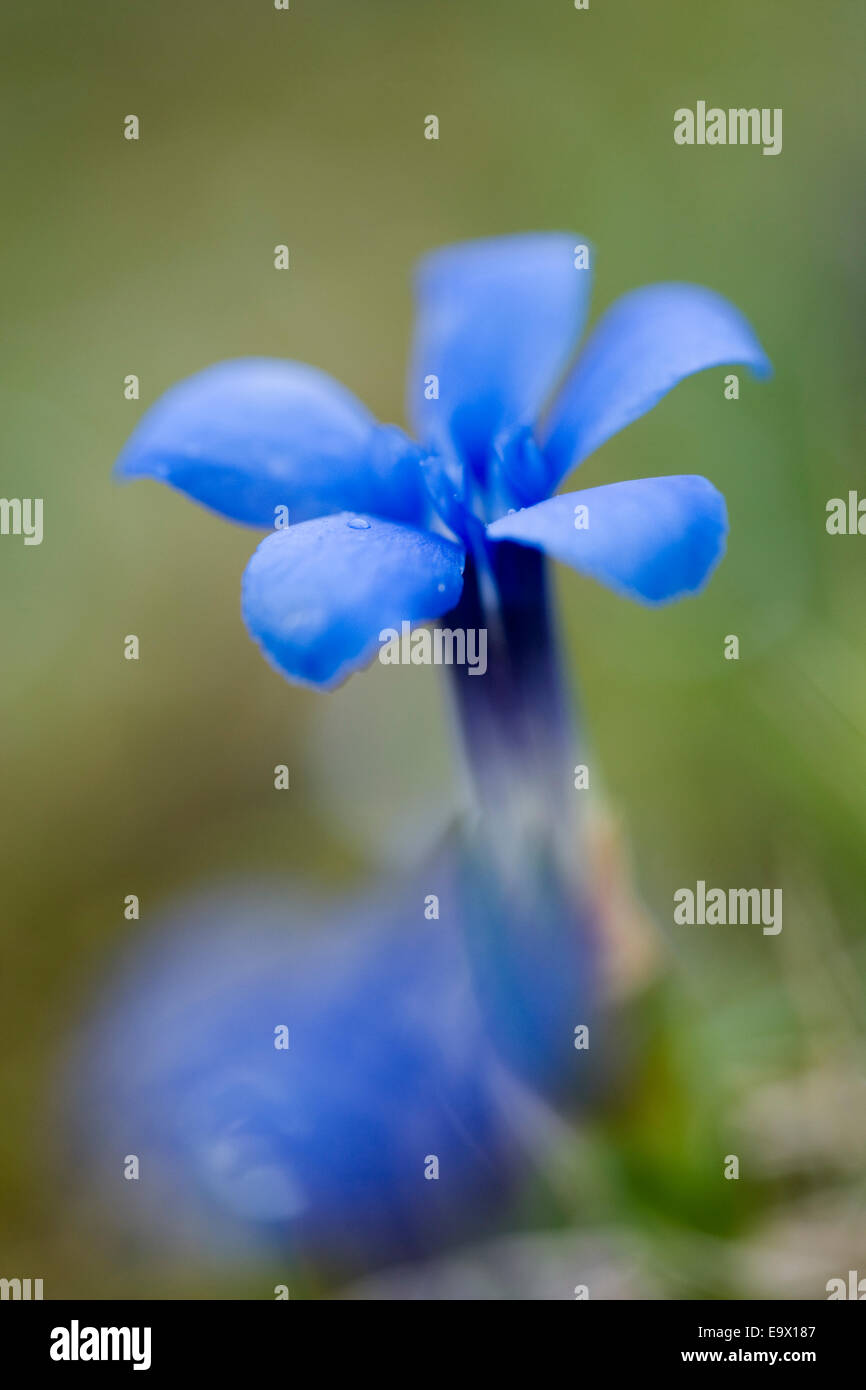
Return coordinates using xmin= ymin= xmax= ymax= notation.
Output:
xmin=1 ymin=0 xmax=865 ymax=1296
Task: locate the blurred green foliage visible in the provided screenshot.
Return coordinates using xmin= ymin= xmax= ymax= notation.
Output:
xmin=1 ymin=0 xmax=864 ymax=1297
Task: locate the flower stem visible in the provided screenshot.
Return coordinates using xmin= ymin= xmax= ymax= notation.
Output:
xmin=445 ymin=538 xmax=578 ymax=877
xmin=443 ymin=540 xmax=597 ymax=1095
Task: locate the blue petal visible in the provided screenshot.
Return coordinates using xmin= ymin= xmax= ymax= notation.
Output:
xmin=408 ymin=233 xmax=592 ymax=473
xmin=241 ymin=513 xmax=465 ymax=688
xmin=487 ymin=475 xmax=728 ymax=604
xmin=116 ymin=358 xmax=425 ymax=527
xmin=542 ymin=283 xmax=772 ymax=486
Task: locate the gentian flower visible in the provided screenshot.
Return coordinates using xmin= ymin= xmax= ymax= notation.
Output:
xmin=77 ymin=874 xmax=543 ymax=1266
xmin=116 ymin=233 xmax=771 ymax=695
xmin=88 ymin=235 xmax=770 ymax=1271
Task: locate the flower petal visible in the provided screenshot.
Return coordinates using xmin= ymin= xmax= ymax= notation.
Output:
xmin=116 ymin=358 xmax=425 ymax=527
xmin=542 ymin=283 xmax=772 ymax=486
xmin=241 ymin=513 xmax=465 ymax=688
xmin=487 ymin=475 xmax=728 ymax=604
xmin=408 ymin=233 xmax=592 ymax=471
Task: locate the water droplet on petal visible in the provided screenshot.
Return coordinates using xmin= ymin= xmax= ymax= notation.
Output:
xmin=346 ymin=516 xmax=371 ymax=530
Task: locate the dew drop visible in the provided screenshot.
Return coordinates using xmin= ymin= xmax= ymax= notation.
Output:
xmin=346 ymin=516 xmax=371 ymax=530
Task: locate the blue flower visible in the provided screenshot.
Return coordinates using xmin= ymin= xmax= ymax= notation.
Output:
xmin=116 ymin=233 xmax=771 ymax=690
xmin=85 ymin=235 xmax=772 ymax=1269
xmin=75 ymin=864 xmax=596 ymax=1264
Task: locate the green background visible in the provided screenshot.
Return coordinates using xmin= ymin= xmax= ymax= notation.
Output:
xmin=1 ymin=0 xmax=864 ymax=1297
